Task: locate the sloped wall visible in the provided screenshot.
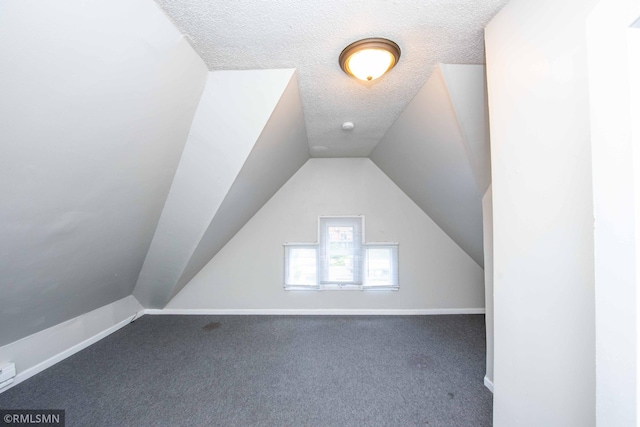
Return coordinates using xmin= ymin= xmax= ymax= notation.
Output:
xmin=370 ymin=65 xmax=486 ymax=266
xmin=133 ymin=69 xmax=309 ymax=308
xmin=441 ymin=64 xmax=491 ymax=194
xmin=167 ymin=158 xmax=484 ymax=311
xmin=174 ymin=73 xmax=309 ymax=302
xmin=0 ymin=0 xmax=208 ymax=345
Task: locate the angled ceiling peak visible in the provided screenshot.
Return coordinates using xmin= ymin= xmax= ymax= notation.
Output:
xmin=134 ymin=69 xmax=309 ymax=308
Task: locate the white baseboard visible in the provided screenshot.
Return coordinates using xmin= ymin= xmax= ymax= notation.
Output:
xmin=0 ymin=296 xmax=144 ymax=394
xmin=0 ymin=301 xmax=484 ymax=394
xmin=145 ymin=308 xmax=486 ymax=315
xmin=484 ymin=375 xmax=494 ymax=393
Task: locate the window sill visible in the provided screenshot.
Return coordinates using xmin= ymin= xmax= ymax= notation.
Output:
xmin=284 ymin=284 xmax=399 ymax=291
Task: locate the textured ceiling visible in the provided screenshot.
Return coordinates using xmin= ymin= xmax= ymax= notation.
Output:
xmin=154 ymin=0 xmax=508 ymax=157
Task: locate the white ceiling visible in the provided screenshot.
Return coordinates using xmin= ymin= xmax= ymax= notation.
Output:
xmin=154 ymin=0 xmax=508 ymax=157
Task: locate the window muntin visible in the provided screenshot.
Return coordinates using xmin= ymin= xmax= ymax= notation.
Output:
xmin=284 ymin=216 xmax=398 ymax=291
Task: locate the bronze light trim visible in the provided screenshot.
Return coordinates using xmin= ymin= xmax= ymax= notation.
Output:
xmin=339 ymin=38 xmax=401 ymax=81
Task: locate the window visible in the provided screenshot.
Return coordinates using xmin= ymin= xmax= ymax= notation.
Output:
xmin=319 ymin=217 xmax=362 ymax=285
xmin=284 ymin=216 xmax=398 ymax=290
xmin=284 ymin=245 xmax=318 ymax=288
xmin=363 ymin=245 xmax=398 ymax=288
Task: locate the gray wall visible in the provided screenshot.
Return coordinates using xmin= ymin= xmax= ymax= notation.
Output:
xmin=167 ymin=158 xmax=485 ymax=311
xmin=174 ymin=73 xmax=309 ymax=302
xmin=0 ymin=0 xmax=207 ymax=345
xmin=133 ymin=69 xmax=308 ymax=308
xmin=371 ymin=65 xmax=486 ymax=266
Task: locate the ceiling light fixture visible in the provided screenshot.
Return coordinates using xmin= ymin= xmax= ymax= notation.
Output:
xmin=339 ymin=38 xmax=401 ymax=82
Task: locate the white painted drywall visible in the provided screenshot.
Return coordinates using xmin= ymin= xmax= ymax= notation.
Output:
xmin=371 ymin=65 xmax=484 ymax=266
xmin=485 ymin=1 xmax=598 ymax=425
xmin=631 ymin=14 xmax=640 ymax=420
xmin=441 ymin=64 xmax=492 ymax=194
xmin=482 ymin=185 xmax=494 ymax=387
xmin=134 ymin=69 xmax=296 ymax=308
xmin=167 ymin=158 xmax=485 ymax=311
xmin=0 ymin=296 xmax=142 ymax=393
xmin=0 ymin=0 xmax=207 ymax=346
xmin=175 ymin=73 xmax=309 ymax=299
xmin=586 ymin=1 xmax=639 ymax=425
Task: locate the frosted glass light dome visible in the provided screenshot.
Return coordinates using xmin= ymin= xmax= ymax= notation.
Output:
xmin=339 ymin=38 xmax=401 ymax=82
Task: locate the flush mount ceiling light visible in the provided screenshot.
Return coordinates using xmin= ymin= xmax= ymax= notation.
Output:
xmin=339 ymin=38 xmax=401 ymax=82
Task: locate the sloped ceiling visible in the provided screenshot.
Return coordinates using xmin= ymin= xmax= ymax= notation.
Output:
xmin=174 ymin=74 xmax=309 ymax=303
xmin=441 ymin=64 xmax=492 ymax=194
xmin=2 ymin=0 xmax=495 ymax=344
xmin=0 ymin=0 xmax=207 ymax=345
xmin=134 ymin=69 xmax=309 ymax=308
xmin=371 ymin=64 xmax=489 ymax=266
xmin=154 ymin=0 xmax=507 ymax=157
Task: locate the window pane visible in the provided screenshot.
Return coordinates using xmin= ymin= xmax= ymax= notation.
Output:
xmin=328 ymin=226 xmax=354 ymax=245
xmin=327 ymin=226 xmax=355 ymax=282
xmin=287 ymin=247 xmax=317 ymax=286
xmin=286 ymin=217 xmax=397 ymax=290
xmin=365 ymin=247 xmax=393 ymax=286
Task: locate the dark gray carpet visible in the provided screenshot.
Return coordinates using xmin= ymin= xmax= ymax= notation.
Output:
xmin=0 ymin=315 xmax=492 ymax=426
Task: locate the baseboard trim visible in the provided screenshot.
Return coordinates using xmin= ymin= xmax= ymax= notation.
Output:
xmin=8 ymin=315 xmax=137 ymax=391
xmin=145 ymin=308 xmax=486 ymax=315
xmin=484 ymin=375 xmax=494 ymax=393
xmin=0 ymin=304 xmax=485 ymax=394
xmin=0 ymin=297 xmax=144 ymax=394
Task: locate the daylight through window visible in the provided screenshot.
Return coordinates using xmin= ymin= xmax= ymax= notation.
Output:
xmin=284 ymin=216 xmax=398 ymax=290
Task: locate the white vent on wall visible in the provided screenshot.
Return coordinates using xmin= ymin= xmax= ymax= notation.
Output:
xmin=0 ymin=363 xmax=16 ymax=390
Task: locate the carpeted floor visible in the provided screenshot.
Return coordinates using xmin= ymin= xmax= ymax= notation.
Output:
xmin=0 ymin=315 xmax=492 ymax=426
